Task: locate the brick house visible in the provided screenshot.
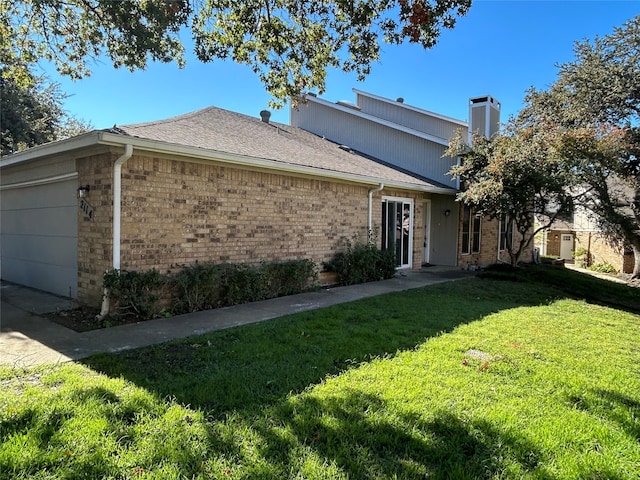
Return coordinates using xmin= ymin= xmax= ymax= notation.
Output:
xmin=1 ymin=90 xmax=531 ymax=305
xmin=291 ymin=90 xmax=529 ymax=271
xmin=539 ymin=208 xmax=634 ymax=274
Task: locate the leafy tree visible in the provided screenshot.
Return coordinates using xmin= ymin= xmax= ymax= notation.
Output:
xmin=448 ymin=15 xmax=640 ymax=274
xmin=446 ymin=124 xmax=580 ymax=267
xmin=2 ymin=0 xmax=472 ymax=105
xmin=519 ymin=15 xmax=640 ymax=277
xmin=1 ymin=70 xmax=92 ymax=155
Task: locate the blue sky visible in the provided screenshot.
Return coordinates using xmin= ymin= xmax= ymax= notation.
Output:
xmin=42 ymin=0 xmax=639 ymax=130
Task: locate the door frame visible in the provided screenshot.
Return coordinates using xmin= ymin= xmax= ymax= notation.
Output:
xmin=381 ymin=196 xmax=414 ymax=269
xmin=423 ymin=199 xmax=431 ymax=265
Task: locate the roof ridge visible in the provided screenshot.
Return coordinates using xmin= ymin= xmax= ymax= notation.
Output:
xmin=120 ymin=106 xmax=225 ymax=129
xmin=119 ymin=105 xmax=290 ymax=131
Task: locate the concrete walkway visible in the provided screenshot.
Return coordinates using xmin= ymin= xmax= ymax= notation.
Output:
xmin=1 ymin=267 xmax=475 ymax=367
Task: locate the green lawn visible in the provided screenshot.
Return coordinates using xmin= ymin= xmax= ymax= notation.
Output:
xmin=1 ymin=266 xmax=639 ymax=479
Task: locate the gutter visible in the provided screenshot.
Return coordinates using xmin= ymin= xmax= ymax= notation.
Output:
xmin=99 ymin=143 xmax=133 ymax=318
xmin=2 ymin=131 xmax=457 ymax=195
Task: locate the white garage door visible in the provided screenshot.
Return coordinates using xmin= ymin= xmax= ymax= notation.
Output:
xmin=1 ymin=175 xmax=78 ymax=298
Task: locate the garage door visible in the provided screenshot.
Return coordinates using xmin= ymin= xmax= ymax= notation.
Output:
xmin=1 ymin=175 xmax=78 ymax=298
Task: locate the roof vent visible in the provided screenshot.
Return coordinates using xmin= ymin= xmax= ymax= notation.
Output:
xmin=259 ymin=110 xmax=271 ymax=123
xmin=396 ymin=97 xmax=404 ymax=103
xmin=338 ymin=144 xmax=354 ymax=153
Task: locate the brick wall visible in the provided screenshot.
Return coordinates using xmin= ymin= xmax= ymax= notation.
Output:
xmin=76 ymin=150 xmax=117 ymax=304
xmin=574 ymin=231 xmax=632 ymax=273
xmin=77 ymin=152 xmax=426 ymax=304
xmin=457 ymin=205 xmax=534 ymax=269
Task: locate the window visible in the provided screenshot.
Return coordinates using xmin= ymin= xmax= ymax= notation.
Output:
xmin=462 ymin=205 xmax=481 ymax=255
xmin=499 ymin=216 xmax=514 ymax=251
xmin=381 ymin=198 xmax=413 ymax=268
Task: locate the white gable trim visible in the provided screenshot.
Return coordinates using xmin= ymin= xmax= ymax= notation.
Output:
xmin=352 ymin=89 xmax=468 ymax=127
xmin=300 ymin=94 xmax=453 ymax=147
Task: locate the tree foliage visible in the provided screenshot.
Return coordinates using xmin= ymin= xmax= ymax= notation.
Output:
xmin=520 ymin=15 xmax=640 ymax=277
xmin=447 ymin=124 xmax=579 ymax=267
xmin=448 ymin=15 xmax=640 ymax=275
xmin=2 ymin=0 xmax=472 ymax=105
xmin=1 ymin=70 xmax=92 ymax=156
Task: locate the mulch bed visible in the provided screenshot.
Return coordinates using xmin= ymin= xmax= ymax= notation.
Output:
xmin=44 ymin=306 xmax=139 ymax=332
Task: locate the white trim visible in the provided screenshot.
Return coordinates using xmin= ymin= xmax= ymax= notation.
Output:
xmin=352 ymin=89 xmax=468 ymax=127
xmin=301 ymin=94 xmax=453 ymax=147
xmin=0 ymin=172 xmax=78 ymax=190
xmin=0 ymin=130 xmax=458 ymax=195
xmin=423 ymin=199 xmax=432 ymax=265
xmin=0 ymin=132 xmax=101 ymax=167
xmin=96 ymin=132 xmax=457 ymax=195
xmin=382 ymin=196 xmax=414 ymax=269
xmin=461 ymin=205 xmax=482 ymax=256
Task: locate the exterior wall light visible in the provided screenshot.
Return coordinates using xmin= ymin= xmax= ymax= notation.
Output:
xmin=77 ymin=185 xmax=90 ymax=198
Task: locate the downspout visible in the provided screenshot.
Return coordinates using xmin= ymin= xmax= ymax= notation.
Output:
xmin=99 ymin=143 xmax=133 ymax=318
xmin=368 ymin=183 xmax=384 ymax=231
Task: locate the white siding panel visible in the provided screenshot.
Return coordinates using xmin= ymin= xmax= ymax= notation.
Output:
xmin=293 ymin=101 xmax=457 ymax=186
xmin=356 ymin=95 xmax=462 ymax=140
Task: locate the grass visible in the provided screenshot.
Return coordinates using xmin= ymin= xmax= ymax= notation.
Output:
xmin=1 ymin=266 xmax=639 ymax=479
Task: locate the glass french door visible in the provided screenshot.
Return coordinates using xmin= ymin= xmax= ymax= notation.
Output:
xmin=381 ymin=198 xmax=413 ymax=268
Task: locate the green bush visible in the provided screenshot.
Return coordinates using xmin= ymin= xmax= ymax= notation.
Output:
xmin=103 ymin=269 xmax=165 ymax=320
xmin=588 ymin=262 xmax=618 ymax=274
xmin=170 ymin=262 xmax=226 ymax=313
xmin=168 ymin=259 xmax=318 ymax=315
xmin=221 ymin=263 xmax=266 ymax=305
xmin=260 ymin=259 xmax=318 ymax=298
xmin=324 ymin=235 xmax=397 ymax=285
xmin=540 ymin=255 xmax=557 ymax=265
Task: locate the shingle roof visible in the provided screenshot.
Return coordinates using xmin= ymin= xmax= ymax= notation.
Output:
xmin=114 ymin=106 xmax=453 ymax=191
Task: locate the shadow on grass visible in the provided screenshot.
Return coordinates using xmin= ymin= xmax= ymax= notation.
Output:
xmin=9 ymin=269 xmax=638 ymax=479
xmin=84 ymin=277 xmax=558 ymax=416
xmin=242 ymin=390 xmax=554 ymax=479
xmin=570 ymin=388 xmax=640 ymax=442
xmin=480 ymin=263 xmax=640 ymax=315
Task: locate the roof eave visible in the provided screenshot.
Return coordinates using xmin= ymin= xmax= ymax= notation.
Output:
xmin=96 ymin=132 xmax=457 ymax=195
xmin=0 ymin=131 xmax=103 ymax=168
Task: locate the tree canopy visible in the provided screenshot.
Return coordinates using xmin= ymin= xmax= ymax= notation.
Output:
xmin=522 ymin=15 xmax=640 ymax=276
xmin=1 ymin=70 xmax=92 ymax=155
xmin=446 ymin=123 xmax=581 ymax=267
xmin=448 ymin=14 xmax=640 ymax=274
xmin=2 ymin=0 xmax=472 ymax=105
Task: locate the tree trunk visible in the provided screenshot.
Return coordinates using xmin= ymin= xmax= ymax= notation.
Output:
xmin=632 ymin=243 xmax=640 ymax=279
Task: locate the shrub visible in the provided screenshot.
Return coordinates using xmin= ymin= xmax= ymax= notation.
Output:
xmin=168 ymin=259 xmax=318 ymax=314
xmin=573 ymin=247 xmax=592 ymax=267
xmin=103 ymin=269 xmax=165 ymax=320
xmin=324 ymin=234 xmax=396 ymax=285
xmin=540 ymin=255 xmax=557 ymax=265
xmin=589 ymin=263 xmax=618 ymax=274
xmin=169 ymin=262 xmax=226 ymax=313
xmin=260 ymin=259 xmax=318 ymax=298
xmin=221 ymin=263 xmax=266 ymax=305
